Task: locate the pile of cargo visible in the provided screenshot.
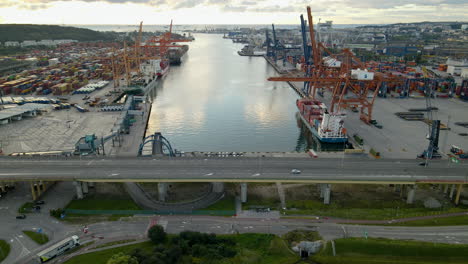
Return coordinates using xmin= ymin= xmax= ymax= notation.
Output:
xmin=73 ymin=81 xmax=109 ymax=94
xmin=100 ymin=105 xmax=124 ymax=111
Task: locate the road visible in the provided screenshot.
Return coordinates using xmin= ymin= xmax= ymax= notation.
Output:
xmin=11 ymin=215 xmax=468 ymax=264
xmin=0 ymin=157 xmax=467 ymax=184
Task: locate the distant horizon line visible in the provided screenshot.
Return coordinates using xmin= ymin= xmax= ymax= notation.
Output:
xmin=2 ymin=21 xmax=467 ymax=26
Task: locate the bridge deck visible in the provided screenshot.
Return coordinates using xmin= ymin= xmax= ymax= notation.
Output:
xmin=0 ymin=157 xmax=466 ymax=184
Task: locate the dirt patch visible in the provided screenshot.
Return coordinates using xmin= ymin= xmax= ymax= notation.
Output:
xmin=92 ymin=183 xmax=127 ymax=196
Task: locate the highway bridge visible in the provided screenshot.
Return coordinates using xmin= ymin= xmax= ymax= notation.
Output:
xmin=0 ymin=157 xmax=467 ymax=184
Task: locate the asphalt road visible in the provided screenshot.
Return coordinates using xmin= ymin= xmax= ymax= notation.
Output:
xmin=0 ymin=157 xmax=467 ymax=184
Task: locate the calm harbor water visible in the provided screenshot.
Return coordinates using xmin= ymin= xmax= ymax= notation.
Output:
xmin=146 ymin=34 xmax=315 ymax=152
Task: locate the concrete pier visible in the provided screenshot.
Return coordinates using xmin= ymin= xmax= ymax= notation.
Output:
xmin=455 ymin=184 xmax=463 ymax=205
xmin=212 ymin=182 xmax=224 ymax=193
xmin=82 ymin=182 xmax=89 ymax=194
xmin=323 ymin=184 xmax=331 ymax=205
xmin=158 ymin=183 xmax=168 ymax=202
xmin=74 ymin=181 xmax=83 ymax=199
xmin=276 ymin=182 xmax=286 ymax=209
xmin=240 ymin=183 xmax=247 ymax=203
xmin=406 ymin=185 xmax=416 ymax=204
xmin=449 ymin=184 xmax=456 ymax=200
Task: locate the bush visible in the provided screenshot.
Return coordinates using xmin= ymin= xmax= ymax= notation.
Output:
xmin=107 ymin=252 xmax=138 ymax=264
xmin=148 ymin=225 xmax=167 ymax=244
xmin=50 ymin=208 xmax=64 ymax=219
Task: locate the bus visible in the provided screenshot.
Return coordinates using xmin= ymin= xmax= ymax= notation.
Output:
xmin=37 ymin=235 xmax=80 ymax=263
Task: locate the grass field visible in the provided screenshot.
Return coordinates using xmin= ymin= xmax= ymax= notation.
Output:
xmin=285 ymin=199 xmax=468 ymax=220
xmin=0 ymin=239 xmax=11 ymax=263
xmin=65 ymin=194 xmax=142 ymax=211
xmin=22 ymin=231 xmax=49 ymax=245
xmin=313 ymin=237 xmax=468 ymax=264
xmin=63 ymin=241 xmax=154 ymax=264
xmin=203 ymin=195 xmax=236 ymax=211
xmin=64 ymin=234 xmax=300 ymax=264
xmin=383 ymin=214 xmax=468 ymax=226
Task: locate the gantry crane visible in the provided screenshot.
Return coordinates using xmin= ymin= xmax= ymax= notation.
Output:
xmin=141 ymin=20 xmax=192 ymax=58
xmin=268 ymin=6 xmax=387 ymax=124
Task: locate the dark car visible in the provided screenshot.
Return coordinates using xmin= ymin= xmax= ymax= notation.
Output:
xmin=34 ymin=200 xmax=45 ymax=205
xmin=33 ymin=205 xmax=41 ymax=210
xmin=16 ymin=214 xmax=26 ymax=219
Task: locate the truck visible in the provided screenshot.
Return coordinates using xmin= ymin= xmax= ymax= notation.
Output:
xmin=37 ymin=235 xmax=80 ymax=263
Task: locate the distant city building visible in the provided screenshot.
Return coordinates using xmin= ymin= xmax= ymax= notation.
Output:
xmin=4 ymin=41 xmax=20 ymax=47
xmin=21 ymin=40 xmax=37 ymax=47
xmin=446 ymin=58 xmax=468 ymax=76
xmin=383 ymin=45 xmax=419 ymax=57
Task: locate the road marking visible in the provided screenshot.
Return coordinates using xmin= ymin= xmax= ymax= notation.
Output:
xmin=87 ymin=160 xmax=95 ymax=165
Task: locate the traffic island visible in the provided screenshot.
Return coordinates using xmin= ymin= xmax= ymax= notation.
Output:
xmin=22 ymin=230 xmax=49 ymax=245
xmin=0 ymin=239 xmax=11 ymax=263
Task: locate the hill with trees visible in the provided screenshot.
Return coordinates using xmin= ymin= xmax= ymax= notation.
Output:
xmin=0 ymin=24 xmax=118 ymax=42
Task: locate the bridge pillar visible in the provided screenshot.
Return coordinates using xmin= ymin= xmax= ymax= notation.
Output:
xmin=406 ymin=185 xmax=416 ymax=204
xmin=455 ymin=184 xmax=463 ymax=205
xmin=240 ymin=183 xmax=247 ymax=203
xmin=449 ymin=184 xmax=456 ymax=200
xmin=158 ymin=183 xmax=168 ymax=202
xmin=74 ymin=181 xmax=84 ymax=199
xmin=319 ymin=184 xmax=324 ymax=198
xmin=36 ymin=181 xmax=42 ymax=198
xmin=323 ymin=184 xmax=331 ymax=205
xmin=0 ymin=184 xmax=5 ymax=193
xmin=400 ymin=184 xmax=405 ymax=198
xmin=30 ymin=182 xmax=37 ymax=201
xmin=443 ymin=184 xmax=449 ymax=194
xmin=82 ymin=182 xmax=89 ymax=194
xmin=212 ymin=182 xmax=224 ymax=193
xmin=276 ymin=182 xmax=286 ymax=209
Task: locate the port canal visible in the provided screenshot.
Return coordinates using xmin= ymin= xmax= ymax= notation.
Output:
xmin=146 ymin=34 xmax=326 ymax=152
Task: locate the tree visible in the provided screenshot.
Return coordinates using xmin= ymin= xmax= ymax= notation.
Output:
xmin=107 ymin=252 xmax=138 ymax=264
xmin=148 ymin=225 xmax=167 ymax=244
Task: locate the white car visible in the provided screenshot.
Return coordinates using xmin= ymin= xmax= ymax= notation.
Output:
xmin=291 ymin=169 xmax=301 ymax=174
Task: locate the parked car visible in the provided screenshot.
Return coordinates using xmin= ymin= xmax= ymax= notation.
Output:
xmin=35 ymin=200 xmax=45 ymax=205
xmin=16 ymin=214 xmax=26 ymax=219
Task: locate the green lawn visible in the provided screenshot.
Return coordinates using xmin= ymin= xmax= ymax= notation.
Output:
xmin=0 ymin=239 xmax=11 ymax=263
xmin=65 ymin=194 xmax=142 ymax=211
xmin=18 ymin=202 xmax=34 ymax=213
xmin=203 ymin=195 xmax=236 ymax=211
xmin=64 ymin=234 xmax=300 ymax=264
xmin=22 ymin=231 xmax=49 ymax=245
xmin=285 ymin=199 xmax=468 ymax=220
xmin=313 ymin=238 xmax=468 ymax=264
xmin=63 ymin=241 xmax=154 ymax=264
xmin=383 ymin=214 xmax=468 ymax=227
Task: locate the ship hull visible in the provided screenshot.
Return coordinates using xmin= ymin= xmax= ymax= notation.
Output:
xmin=297 ymin=112 xmax=347 ymax=143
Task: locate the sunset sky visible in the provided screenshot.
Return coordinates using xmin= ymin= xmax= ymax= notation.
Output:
xmin=1 ymin=0 xmax=467 ymax=25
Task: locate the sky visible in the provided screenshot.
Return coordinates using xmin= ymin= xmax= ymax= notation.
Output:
xmin=0 ymin=0 xmax=467 ymax=25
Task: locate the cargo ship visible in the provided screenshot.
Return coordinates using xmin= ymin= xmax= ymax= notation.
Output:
xmin=296 ymin=98 xmax=347 ymax=143
xmin=127 ymin=59 xmax=169 ymax=95
xmin=168 ymin=45 xmax=189 ymax=65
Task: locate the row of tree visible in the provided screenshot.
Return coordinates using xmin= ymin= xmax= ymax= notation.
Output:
xmin=107 ymin=225 xmax=238 ymax=264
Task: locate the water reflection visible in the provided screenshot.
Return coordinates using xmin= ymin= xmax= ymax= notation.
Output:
xmin=146 ymin=34 xmax=330 ymax=152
